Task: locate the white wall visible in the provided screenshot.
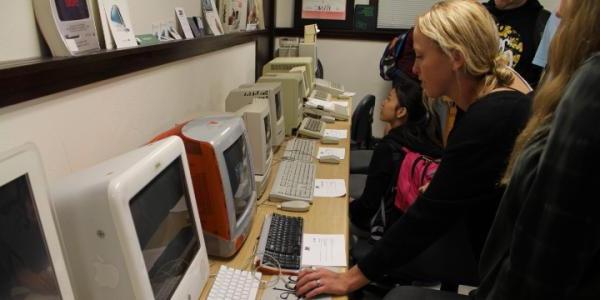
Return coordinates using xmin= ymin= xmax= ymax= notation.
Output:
xmin=0 ymin=43 xmax=256 ymax=183
xmin=316 ymin=39 xmax=391 ymax=137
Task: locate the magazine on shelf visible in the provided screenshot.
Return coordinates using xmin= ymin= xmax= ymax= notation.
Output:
xmin=202 ymin=0 xmax=224 ymax=35
xmin=33 ymin=0 xmax=101 ymax=56
xmin=219 ymin=0 xmax=247 ymax=33
xmin=102 ymin=0 xmax=137 ymax=48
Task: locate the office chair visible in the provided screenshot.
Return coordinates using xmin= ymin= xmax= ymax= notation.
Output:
xmin=350 ymin=94 xmax=376 ymax=174
xmin=316 ymin=59 xmax=324 ymax=79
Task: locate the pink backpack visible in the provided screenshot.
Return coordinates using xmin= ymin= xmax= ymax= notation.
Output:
xmin=394 ymin=147 xmax=439 ymax=212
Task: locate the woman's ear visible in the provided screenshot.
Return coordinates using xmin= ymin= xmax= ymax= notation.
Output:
xmin=449 ymin=49 xmax=465 ymax=72
xmin=396 ymin=107 xmax=407 ymax=119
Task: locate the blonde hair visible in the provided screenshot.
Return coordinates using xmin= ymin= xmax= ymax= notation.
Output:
xmin=417 ymin=0 xmax=514 ymax=96
xmin=502 ymin=0 xmax=600 ymax=184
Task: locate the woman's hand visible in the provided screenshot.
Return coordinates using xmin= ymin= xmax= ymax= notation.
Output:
xmin=295 ymin=267 xmax=349 ymax=299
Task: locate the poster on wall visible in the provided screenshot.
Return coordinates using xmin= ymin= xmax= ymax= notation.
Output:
xmin=294 ymin=0 xmax=354 ymax=30
xmin=301 ymin=0 xmax=347 ymax=20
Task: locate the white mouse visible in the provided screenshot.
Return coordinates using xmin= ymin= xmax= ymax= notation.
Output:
xmin=278 ymin=200 xmax=311 ymax=212
xmin=319 ymin=155 xmax=341 ymax=164
xmin=321 ymin=136 xmax=339 ymax=144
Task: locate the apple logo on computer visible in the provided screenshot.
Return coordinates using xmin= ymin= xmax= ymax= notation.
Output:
xmin=93 ymin=256 xmax=120 ymax=288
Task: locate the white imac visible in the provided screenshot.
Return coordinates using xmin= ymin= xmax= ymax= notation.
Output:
xmin=51 ymin=137 xmax=209 ymax=299
xmin=235 ymin=98 xmax=273 ymax=197
xmin=0 ymin=144 xmax=75 ymax=299
xmin=225 ymin=82 xmax=285 ymax=147
xmin=262 ymin=57 xmax=315 ymax=89
xmin=257 ymin=72 xmax=305 ymax=135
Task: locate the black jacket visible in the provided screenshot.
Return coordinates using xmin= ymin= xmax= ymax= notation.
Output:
xmin=478 ymin=54 xmax=600 ymax=299
xmin=358 ymin=91 xmax=531 ymax=281
xmin=349 ymin=125 xmax=442 ymax=230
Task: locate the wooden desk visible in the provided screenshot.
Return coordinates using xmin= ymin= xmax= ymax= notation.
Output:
xmin=199 ymin=108 xmax=351 ymax=300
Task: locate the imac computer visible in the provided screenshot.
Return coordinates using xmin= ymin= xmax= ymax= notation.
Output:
xmin=262 ymin=57 xmax=315 ymax=90
xmin=257 ymin=72 xmax=305 ymax=135
xmin=225 ymin=83 xmax=285 ymax=148
xmin=235 ymin=98 xmax=273 ymax=197
xmin=51 ymin=137 xmax=210 ymax=299
xmin=0 ymin=144 xmax=75 ymax=300
xmin=151 ymin=115 xmax=257 ymax=258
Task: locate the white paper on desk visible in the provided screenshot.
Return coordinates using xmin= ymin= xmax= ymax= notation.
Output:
xmin=301 ymin=234 xmax=347 ymax=267
xmin=317 ymin=147 xmax=345 ymax=160
xmin=331 ymin=100 xmax=349 ymax=107
xmin=314 ymin=179 xmax=346 ymax=198
xmin=342 ymin=91 xmax=356 ymax=97
xmin=323 ymin=129 xmax=347 ymax=139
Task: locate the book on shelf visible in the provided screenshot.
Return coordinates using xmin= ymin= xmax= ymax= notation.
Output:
xmin=87 ymin=0 xmax=113 ymax=49
xmin=219 ymin=0 xmax=247 ymax=33
xmin=247 ymin=0 xmax=265 ymax=30
xmin=101 ymin=0 xmax=137 ymax=48
xmin=32 ymin=0 xmax=101 ymax=56
xmin=202 ymin=0 xmax=224 ymax=35
xmin=175 ymin=7 xmax=194 ymax=39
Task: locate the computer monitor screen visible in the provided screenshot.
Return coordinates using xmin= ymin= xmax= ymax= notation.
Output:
xmin=0 ymin=175 xmax=62 ymax=299
xmin=55 ymin=0 xmax=90 ymax=21
xmin=223 ymin=135 xmax=254 ymax=223
xmin=129 ymin=157 xmax=199 ymax=300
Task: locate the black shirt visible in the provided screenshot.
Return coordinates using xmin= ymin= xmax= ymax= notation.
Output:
xmin=357 ymin=91 xmax=531 ymax=280
xmin=485 ymin=0 xmax=547 ymax=87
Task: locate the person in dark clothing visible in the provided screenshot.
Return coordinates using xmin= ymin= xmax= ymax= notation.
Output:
xmin=295 ymin=1 xmax=531 ymax=297
xmin=484 ymin=0 xmax=550 ymax=88
xmin=349 ymin=79 xmax=442 ymax=232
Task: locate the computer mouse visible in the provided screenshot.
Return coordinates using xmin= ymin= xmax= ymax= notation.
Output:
xmin=278 ymin=200 xmax=311 ymax=212
xmin=321 ymin=115 xmax=335 ymax=124
xmin=321 ymin=136 xmax=339 ymax=144
xmin=319 ymin=155 xmax=341 ymax=164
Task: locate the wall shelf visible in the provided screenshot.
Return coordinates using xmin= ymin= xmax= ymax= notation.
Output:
xmin=275 ymin=28 xmax=404 ymax=42
xmin=0 ymin=30 xmax=270 ymax=109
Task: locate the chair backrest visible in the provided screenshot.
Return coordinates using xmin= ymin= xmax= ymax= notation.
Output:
xmin=351 ymin=94 xmax=376 ymax=148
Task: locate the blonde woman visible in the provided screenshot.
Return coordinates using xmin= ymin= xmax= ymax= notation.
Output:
xmin=296 ymin=0 xmax=532 ymax=297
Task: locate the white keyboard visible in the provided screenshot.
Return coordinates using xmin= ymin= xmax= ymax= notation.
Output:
xmin=298 ymin=117 xmax=325 ymax=139
xmin=310 ymin=89 xmax=332 ymax=101
xmin=315 ymin=78 xmax=345 ymax=95
xmin=269 ymin=160 xmax=316 ymax=202
xmin=207 ymin=265 xmax=262 ymax=300
xmin=283 ymin=138 xmax=316 ymax=162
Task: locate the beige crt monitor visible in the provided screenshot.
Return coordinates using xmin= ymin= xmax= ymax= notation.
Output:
xmin=289 ymin=66 xmax=311 ymax=98
xmin=235 ymin=98 xmax=273 ymax=197
xmin=262 ymin=57 xmax=315 ymax=89
xmin=257 ymin=72 xmax=305 ymax=135
xmin=225 ymin=83 xmax=285 ymax=147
